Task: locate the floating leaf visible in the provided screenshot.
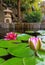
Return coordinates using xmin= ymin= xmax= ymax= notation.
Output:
xmin=0 ymin=58 xmax=23 ymax=65
xmin=1 ymin=57 xmax=44 ymax=65
xmin=17 ymin=34 xmax=30 ymax=41
xmin=0 ymin=39 xmax=21 ymax=48
xmin=25 ymin=31 xmax=34 ymax=34
xmin=22 ymin=57 xmax=36 ymax=65
xmin=36 ymin=58 xmax=45 ymax=65
xmin=0 ymin=58 xmax=5 ymax=64
xmin=37 ymin=35 xmax=45 ymax=43
xmin=8 ymin=44 xmax=34 ymax=57
xmin=0 ymin=57 xmax=36 ymax=65
xmin=38 ymin=50 xmax=45 ymax=55
xmin=37 ymin=30 xmax=45 ymax=35
xmin=0 ymin=48 xmax=8 ymax=56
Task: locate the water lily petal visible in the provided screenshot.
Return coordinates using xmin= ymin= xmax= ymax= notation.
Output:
xmin=29 ymin=37 xmax=41 ymax=51
xmin=4 ymin=32 xmax=17 ymax=40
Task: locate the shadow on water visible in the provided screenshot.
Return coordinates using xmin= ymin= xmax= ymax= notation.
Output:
xmin=21 ymin=40 xmax=28 ymax=43
xmin=0 ymin=54 xmax=15 ymax=60
xmin=25 ymin=32 xmax=41 ymax=37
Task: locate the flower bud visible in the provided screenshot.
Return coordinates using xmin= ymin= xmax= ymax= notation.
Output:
xmin=29 ymin=37 xmax=41 ymax=51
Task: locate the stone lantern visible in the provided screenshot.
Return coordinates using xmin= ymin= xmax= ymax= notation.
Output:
xmin=3 ymin=8 xmax=12 ymax=23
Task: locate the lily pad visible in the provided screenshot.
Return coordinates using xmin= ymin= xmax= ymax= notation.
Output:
xmin=37 ymin=30 xmax=45 ymax=35
xmin=37 ymin=35 xmax=45 ymax=42
xmin=0 ymin=58 xmax=23 ymax=65
xmin=25 ymin=31 xmax=34 ymax=33
xmin=36 ymin=58 xmax=45 ymax=65
xmin=0 ymin=58 xmax=5 ymax=64
xmin=0 ymin=48 xmax=8 ymax=56
xmin=0 ymin=39 xmax=21 ymax=48
xmin=8 ymin=43 xmax=34 ymax=57
xmin=0 ymin=57 xmax=44 ymax=65
xmin=0 ymin=57 xmax=37 ymax=65
xmin=17 ymin=34 xmax=31 ymax=41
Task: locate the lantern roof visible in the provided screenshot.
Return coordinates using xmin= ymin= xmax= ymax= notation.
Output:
xmin=3 ymin=8 xmax=12 ymax=13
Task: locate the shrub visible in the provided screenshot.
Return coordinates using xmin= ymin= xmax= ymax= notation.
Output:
xmin=25 ymin=11 xmax=42 ymax=23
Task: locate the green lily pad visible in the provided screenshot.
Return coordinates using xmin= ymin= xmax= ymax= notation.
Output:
xmin=36 ymin=58 xmax=45 ymax=65
xmin=23 ymin=57 xmax=36 ymax=65
xmin=17 ymin=34 xmax=31 ymax=41
xmin=8 ymin=43 xmax=34 ymax=57
xmin=0 ymin=58 xmax=23 ymax=65
xmin=0 ymin=58 xmax=5 ymax=64
xmin=0 ymin=57 xmax=36 ymax=65
xmin=0 ymin=57 xmax=44 ymax=65
xmin=0 ymin=48 xmax=8 ymax=56
xmin=38 ymin=50 xmax=45 ymax=56
xmin=25 ymin=31 xmax=34 ymax=33
xmin=0 ymin=39 xmax=21 ymax=48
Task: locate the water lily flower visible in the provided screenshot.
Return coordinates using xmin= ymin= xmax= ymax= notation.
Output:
xmin=29 ymin=37 xmax=41 ymax=51
xmin=4 ymin=32 xmax=17 ymax=40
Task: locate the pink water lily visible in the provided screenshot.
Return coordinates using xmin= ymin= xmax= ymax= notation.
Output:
xmin=4 ymin=32 xmax=17 ymax=40
xmin=29 ymin=37 xmax=41 ymax=51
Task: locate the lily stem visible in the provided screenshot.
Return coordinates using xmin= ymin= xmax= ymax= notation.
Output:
xmin=35 ymin=51 xmax=41 ymax=58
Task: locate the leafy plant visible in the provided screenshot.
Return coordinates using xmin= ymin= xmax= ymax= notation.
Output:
xmin=25 ymin=11 xmax=42 ymax=23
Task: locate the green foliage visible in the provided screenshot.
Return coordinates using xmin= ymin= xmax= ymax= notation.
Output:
xmin=8 ymin=45 xmax=32 ymax=57
xmin=0 ymin=57 xmax=36 ymax=65
xmin=21 ymin=4 xmax=30 ymax=12
xmin=0 ymin=40 xmax=19 ymax=48
xmin=21 ymin=0 xmax=35 ymax=12
xmin=0 ymin=48 xmax=8 ymax=56
xmin=25 ymin=31 xmax=34 ymax=34
xmin=0 ymin=58 xmax=5 ymax=64
xmin=17 ymin=34 xmax=30 ymax=41
xmin=25 ymin=11 xmax=42 ymax=23
xmin=0 ymin=58 xmax=23 ymax=65
xmin=3 ymin=0 xmax=17 ymax=7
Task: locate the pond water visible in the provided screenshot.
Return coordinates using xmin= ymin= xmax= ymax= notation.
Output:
xmin=0 ymin=33 xmax=6 ymax=39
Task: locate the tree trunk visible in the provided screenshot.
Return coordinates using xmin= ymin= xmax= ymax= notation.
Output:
xmin=17 ymin=0 xmax=21 ymax=22
xmin=0 ymin=0 xmax=3 ymax=10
